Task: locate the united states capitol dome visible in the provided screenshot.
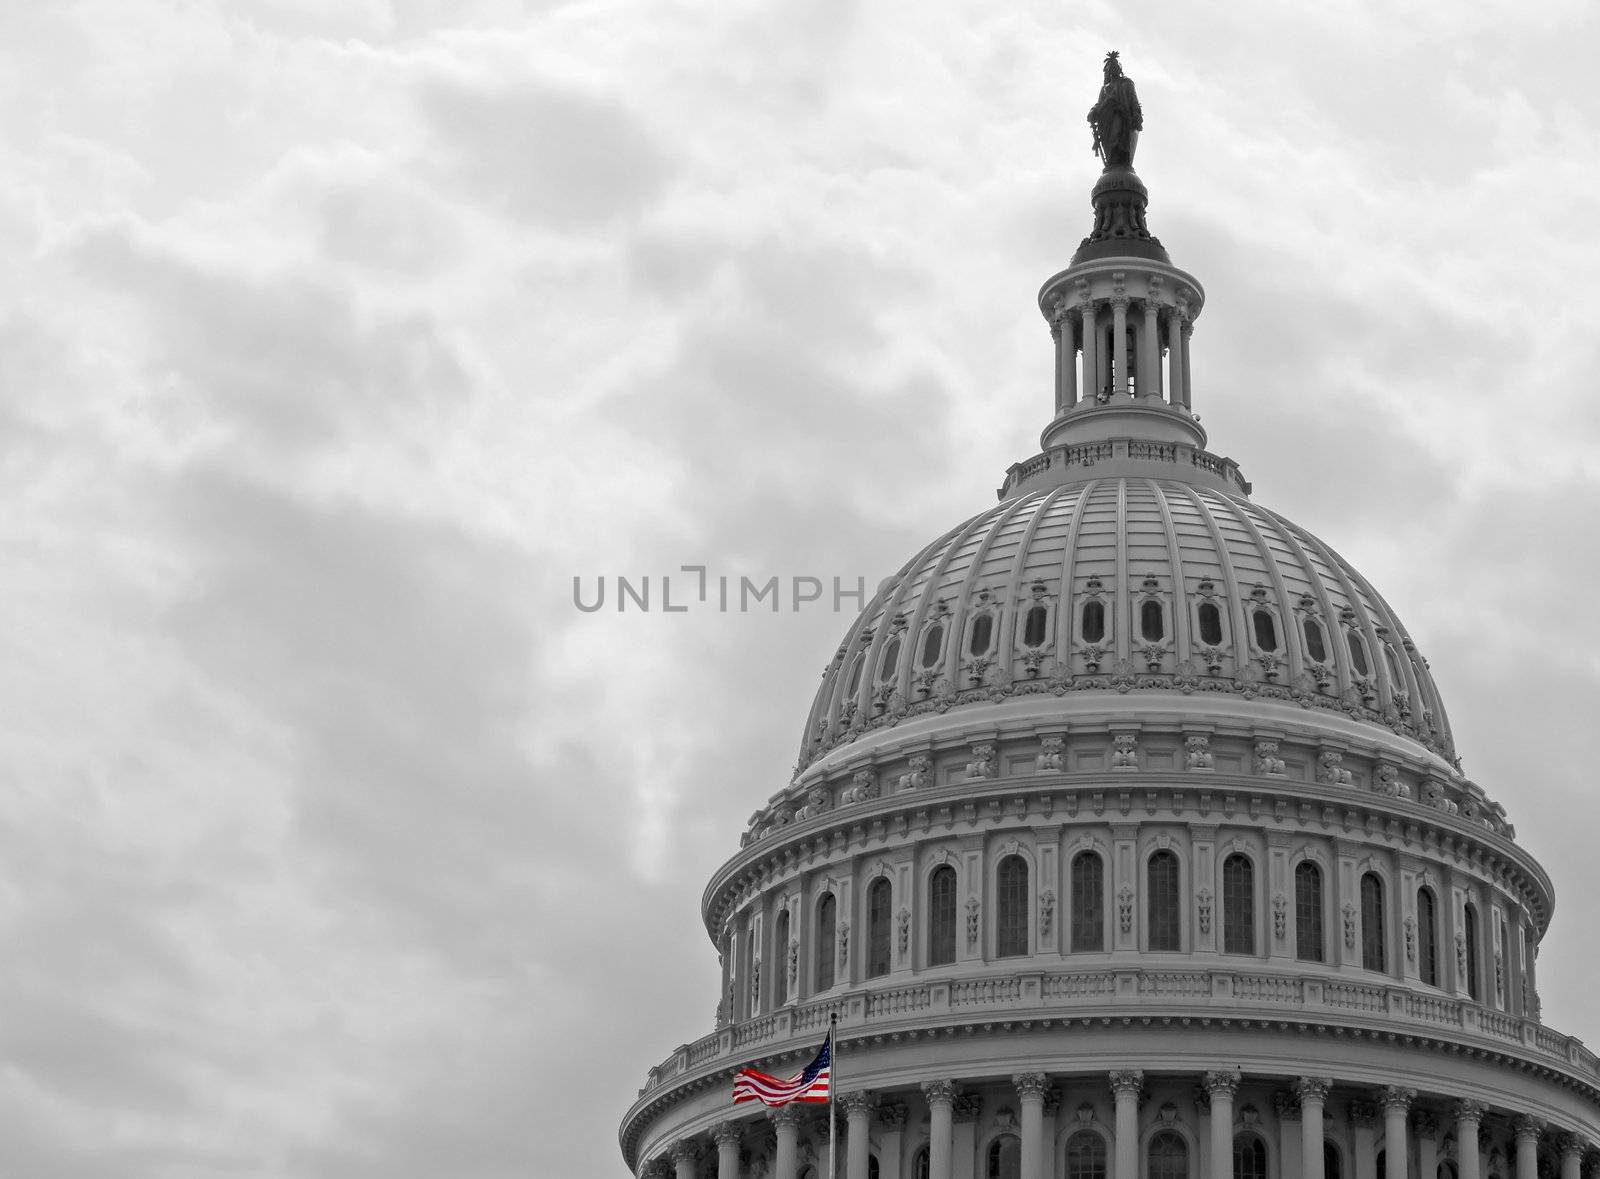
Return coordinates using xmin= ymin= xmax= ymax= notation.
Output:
xmin=621 ymin=51 xmax=1587 ymax=1179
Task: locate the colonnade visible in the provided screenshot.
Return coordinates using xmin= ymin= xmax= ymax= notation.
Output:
xmin=641 ymin=1072 xmax=1590 ymax=1179
xmin=1050 ymin=299 xmax=1192 ymax=414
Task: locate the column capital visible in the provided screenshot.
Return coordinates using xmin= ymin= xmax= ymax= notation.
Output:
xmin=1514 ymin=1116 xmax=1545 ymax=1144
xmin=1380 ymin=1087 xmax=1417 ymax=1116
xmin=1110 ymin=294 xmax=1130 ymax=310
xmin=923 ymin=1078 xmax=958 ymax=1108
xmin=641 ymin=1158 xmax=671 ymax=1179
xmin=769 ymin=1105 xmax=806 ymax=1130
xmin=1109 ymin=1069 xmax=1145 ymax=1098
xmin=1203 ymin=1070 xmax=1242 ymax=1100
xmin=1043 ymin=1088 xmax=1063 ymax=1118
xmin=670 ymin=1139 xmax=700 ymax=1166
xmin=1296 ymin=1077 xmax=1333 ymax=1105
xmin=1553 ymin=1132 xmax=1584 ymax=1158
xmin=1274 ymin=1091 xmax=1303 ymax=1122
xmin=1013 ymin=1072 xmax=1050 ymax=1101
xmin=840 ymin=1090 xmax=876 ymax=1119
xmin=712 ymin=1121 xmax=743 ymax=1147
xmin=952 ymin=1092 xmax=984 ymax=1123
xmin=1413 ymin=1110 xmax=1440 ymax=1137
xmin=1349 ymin=1101 xmax=1379 ymax=1128
xmin=1452 ymin=1100 xmax=1487 ymax=1124
xmin=878 ymin=1101 xmax=908 ymax=1130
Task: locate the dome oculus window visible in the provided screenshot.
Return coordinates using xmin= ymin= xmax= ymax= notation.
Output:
xmin=845 ymin=653 xmax=864 ymax=697
xmin=1081 ymin=600 xmax=1106 ymax=644
xmin=1022 ymin=605 xmax=1048 ymax=648
xmin=878 ymin=637 xmax=901 ymax=682
xmin=920 ymin=623 xmax=945 ymax=668
xmin=969 ymin=614 xmax=994 ymax=657
xmin=1252 ymin=609 xmax=1278 ymax=652
xmin=1302 ymin=617 xmax=1328 ymax=663
xmin=1140 ymin=600 xmax=1165 ymax=642
xmin=1197 ymin=600 xmax=1224 ymax=645
xmin=1347 ymin=630 xmax=1370 ymax=676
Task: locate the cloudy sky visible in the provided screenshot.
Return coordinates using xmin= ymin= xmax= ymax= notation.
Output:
xmin=4 ymin=1 xmax=1600 ymax=1176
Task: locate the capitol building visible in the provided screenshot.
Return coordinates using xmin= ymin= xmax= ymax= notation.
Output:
xmin=617 ymin=56 xmax=1600 ymax=1179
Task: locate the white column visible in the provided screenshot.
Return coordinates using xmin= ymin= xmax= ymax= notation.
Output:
xmin=1054 ymin=305 xmax=1078 ymax=413
xmin=1166 ymin=310 xmax=1186 ymax=409
xmin=1205 ymin=1071 xmax=1240 ymax=1179
xmin=1297 ymin=1078 xmax=1330 ymax=1179
xmin=925 ymin=1080 xmax=957 ymax=1179
xmin=1515 ymin=1118 xmax=1543 ymax=1179
xmin=1180 ymin=319 xmax=1194 ymax=408
xmin=1015 ymin=1073 xmax=1048 ymax=1179
xmin=1452 ymin=1102 xmax=1484 ymax=1179
xmin=1142 ymin=301 xmax=1162 ymax=400
xmin=1081 ymin=304 xmax=1100 ymax=404
xmin=672 ymin=1139 xmax=699 ymax=1179
xmin=952 ymin=1093 xmax=981 ymax=1179
xmin=1415 ymin=1112 xmax=1439 ymax=1179
xmin=1111 ymin=1070 xmax=1144 ymax=1179
xmin=1381 ymin=1088 xmax=1414 ymax=1179
xmin=714 ymin=1121 xmax=743 ymax=1179
xmin=1558 ymin=1133 xmax=1583 ymax=1179
xmin=771 ymin=1106 xmax=803 ymax=1179
xmin=843 ymin=1092 xmax=874 ymax=1179
xmin=878 ymin=1103 xmax=907 ymax=1179
xmin=1352 ymin=1104 xmax=1379 ymax=1179
xmin=1112 ymin=297 xmax=1130 ymax=397
xmin=1277 ymin=1091 xmax=1304 ymax=1179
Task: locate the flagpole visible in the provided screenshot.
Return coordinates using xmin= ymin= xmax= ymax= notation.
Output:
xmin=828 ymin=1011 xmax=838 ymax=1179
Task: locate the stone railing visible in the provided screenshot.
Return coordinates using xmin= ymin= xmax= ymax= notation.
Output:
xmin=998 ymin=439 xmax=1250 ymax=499
xmin=638 ymin=967 xmax=1595 ymax=1098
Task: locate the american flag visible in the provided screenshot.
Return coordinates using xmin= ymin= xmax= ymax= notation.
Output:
xmin=730 ymin=1035 xmax=831 ymax=1106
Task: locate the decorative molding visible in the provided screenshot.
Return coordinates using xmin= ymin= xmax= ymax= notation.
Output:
xmin=1273 ymin=893 xmax=1288 ymax=942
xmin=1197 ymin=887 xmax=1214 ymax=937
xmin=1379 ymin=1087 xmax=1416 ymax=1115
xmin=923 ymin=1079 xmax=958 ymax=1107
xmin=1118 ymin=883 xmax=1135 ymax=935
xmin=1014 ymin=1072 xmax=1050 ymax=1100
xmin=1040 ymin=889 xmax=1057 ymax=938
xmin=1295 ymin=1077 xmax=1332 ymax=1105
xmin=1109 ymin=1069 xmax=1145 ymax=1098
xmin=1203 ymin=1070 xmax=1241 ymax=1099
xmin=966 ymin=897 xmax=981 ymax=948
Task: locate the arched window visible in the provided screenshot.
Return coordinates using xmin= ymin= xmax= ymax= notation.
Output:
xmin=1071 ymin=851 xmax=1105 ymax=952
xmin=1233 ymin=1134 xmax=1268 ymax=1179
xmin=1295 ymin=861 xmax=1324 ymax=963
xmin=1149 ymin=1131 xmax=1189 ymax=1179
xmin=1440 ymin=1163 xmax=1459 ymax=1179
xmin=1418 ymin=887 xmax=1440 ymax=987
xmin=1302 ymin=617 xmax=1328 ymax=663
xmin=987 ymin=1136 xmax=1021 ymax=1179
xmin=1326 ymin=1143 xmax=1343 ymax=1179
xmin=1377 ymin=1153 xmax=1386 ymax=1179
xmin=970 ymin=614 xmax=994 ymax=657
xmin=1253 ymin=609 xmax=1279 ymax=651
xmin=1141 ymin=600 xmax=1165 ymax=641
xmin=1198 ymin=601 xmax=1224 ymax=645
xmin=1082 ymin=600 xmax=1106 ymax=644
xmin=996 ymin=855 xmax=1029 ymax=958
xmin=774 ymin=908 xmax=791 ymax=1004
xmin=866 ymin=878 xmax=892 ymax=979
xmin=1066 ymin=1131 xmax=1108 ymax=1179
xmin=1361 ymin=873 xmax=1386 ymax=972
xmin=1148 ymin=850 xmax=1181 ymax=951
xmin=815 ymin=892 xmax=837 ymax=991
xmin=869 ymin=1157 xmax=880 ymax=1179
xmin=1023 ymin=606 xmax=1048 ymax=648
xmin=920 ymin=623 xmax=945 ymax=668
xmin=928 ymin=865 xmax=957 ymax=967
xmin=914 ymin=1148 xmax=931 ymax=1179
xmin=1223 ymin=853 xmax=1255 ymax=955
xmin=1464 ymin=902 xmax=1481 ymax=1000
xmin=845 ymin=653 xmax=864 ymax=697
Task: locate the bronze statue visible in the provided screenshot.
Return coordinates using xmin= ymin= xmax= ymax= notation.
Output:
xmin=1087 ymin=50 xmax=1143 ymax=168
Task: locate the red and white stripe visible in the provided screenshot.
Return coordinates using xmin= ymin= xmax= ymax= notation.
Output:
xmin=730 ymin=1066 xmax=830 ymax=1106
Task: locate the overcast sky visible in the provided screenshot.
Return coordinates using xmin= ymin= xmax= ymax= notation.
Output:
xmin=4 ymin=2 xmax=1600 ymax=1176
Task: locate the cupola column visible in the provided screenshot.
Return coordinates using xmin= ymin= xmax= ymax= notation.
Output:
xmin=843 ymin=1092 xmax=875 ymax=1179
xmin=1296 ymin=1077 xmax=1331 ymax=1179
xmin=1053 ymin=304 xmax=1078 ymax=413
xmin=1081 ymin=303 xmax=1100 ymax=403
xmin=1014 ymin=1073 xmax=1049 ymax=1179
xmin=1180 ymin=319 xmax=1194 ymax=408
xmin=770 ymin=1106 xmax=803 ymax=1179
xmin=713 ymin=1121 xmax=744 ymax=1179
xmin=1167 ymin=310 xmax=1187 ymax=410
xmin=1204 ymin=1071 xmax=1240 ymax=1179
xmin=1380 ymin=1088 xmax=1414 ymax=1179
xmin=924 ymin=1080 xmax=957 ymax=1179
xmin=1451 ymin=1102 xmax=1485 ymax=1179
xmin=1110 ymin=1070 xmax=1144 ymax=1179
xmin=1142 ymin=300 xmax=1162 ymax=400
xmin=1514 ymin=1117 xmax=1543 ymax=1179
xmin=1111 ymin=296 xmax=1130 ymax=397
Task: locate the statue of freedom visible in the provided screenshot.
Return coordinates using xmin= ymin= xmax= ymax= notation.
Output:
xmin=1087 ymin=51 xmax=1143 ymax=168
